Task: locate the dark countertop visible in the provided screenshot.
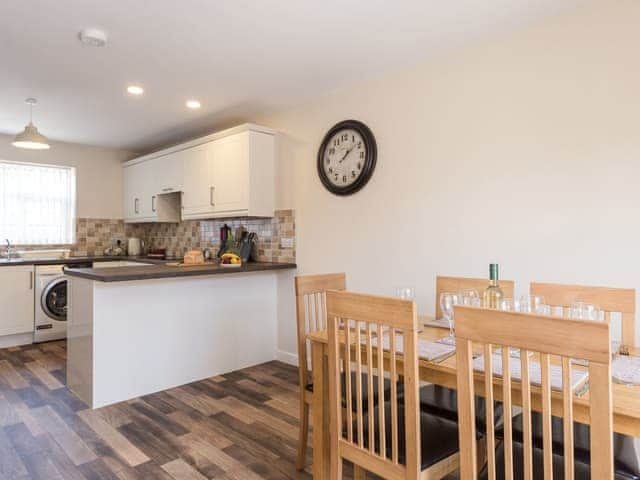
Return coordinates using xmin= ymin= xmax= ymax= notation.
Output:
xmin=0 ymin=255 xmax=168 ymax=267
xmin=63 ymin=261 xmax=297 ymax=282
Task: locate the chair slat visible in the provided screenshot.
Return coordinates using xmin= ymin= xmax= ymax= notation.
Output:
xmin=484 ymin=344 xmax=496 ymax=480
xmin=345 ymin=322 xmax=353 ymax=443
xmin=502 ymin=347 xmax=513 ymax=479
xmin=540 ymin=353 xmax=553 ymax=479
xmin=589 ymin=361 xmax=614 ymax=478
xmin=562 ymin=357 xmax=574 ymax=480
xmin=390 ymin=329 xmax=399 ymax=464
xmin=355 ymin=324 xmax=364 ymax=448
xmin=376 ymin=323 xmax=386 ymax=458
xmin=521 ymin=349 xmax=533 ymax=480
xmin=456 ymin=338 xmax=477 ymax=478
xmin=366 ymin=325 xmax=375 ymax=452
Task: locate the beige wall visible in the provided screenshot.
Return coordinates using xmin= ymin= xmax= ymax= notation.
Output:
xmin=261 ymin=1 xmax=640 ymax=360
xmin=0 ymin=133 xmax=131 ymax=219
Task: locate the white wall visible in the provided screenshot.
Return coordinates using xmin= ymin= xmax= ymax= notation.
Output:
xmin=0 ymin=133 xmax=131 ymax=219
xmin=262 ymin=1 xmax=640 ymax=360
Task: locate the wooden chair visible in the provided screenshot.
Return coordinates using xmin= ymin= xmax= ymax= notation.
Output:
xmin=326 ymin=290 xmax=460 ymax=480
xmin=455 ymin=305 xmax=613 ymax=479
xmin=294 ymin=273 xmax=347 ymax=470
xmin=530 ymin=282 xmax=636 ymax=348
xmin=435 ymin=276 xmax=515 ymax=319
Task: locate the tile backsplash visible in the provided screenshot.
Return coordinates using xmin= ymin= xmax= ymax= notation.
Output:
xmin=127 ymin=209 xmax=296 ymax=262
xmin=8 ymin=210 xmax=295 ymax=263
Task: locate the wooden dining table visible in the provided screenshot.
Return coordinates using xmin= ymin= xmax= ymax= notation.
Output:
xmin=307 ymin=318 xmax=640 ymax=480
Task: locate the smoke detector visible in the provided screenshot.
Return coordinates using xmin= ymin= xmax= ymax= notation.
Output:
xmin=78 ymin=28 xmax=107 ymax=47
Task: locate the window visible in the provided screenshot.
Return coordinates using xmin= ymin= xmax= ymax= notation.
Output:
xmin=0 ymin=161 xmax=76 ymax=245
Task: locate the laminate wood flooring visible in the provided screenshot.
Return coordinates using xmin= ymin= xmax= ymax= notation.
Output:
xmin=0 ymin=340 xmax=316 ymax=480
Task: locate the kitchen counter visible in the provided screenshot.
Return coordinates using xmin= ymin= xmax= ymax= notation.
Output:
xmin=0 ymin=255 xmax=167 ymax=267
xmin=64 ymin=261 xmax=296 ymax=282
xmin=66 ymin=259 xmax=296 ymax=408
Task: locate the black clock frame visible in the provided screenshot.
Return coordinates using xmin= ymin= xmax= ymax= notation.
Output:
xmin=317 ymin=119 xmax=377 ymax=196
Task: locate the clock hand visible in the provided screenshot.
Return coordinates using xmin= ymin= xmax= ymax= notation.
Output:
xmin=339 ymin=145 xmax=355 ymax=163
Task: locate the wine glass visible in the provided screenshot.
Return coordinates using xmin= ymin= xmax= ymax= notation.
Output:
xmin=396 ymin=286 xmax=415 ymax=301
xmin=569 ymin=302 xmax=601 ymax=321
xmin=439 ymin=292 xmax=459 ymax=344
xmin=498 ymin=298 xmax=514 ymax=311
xmin=458 ymin=288 xmax=480 ymax=307
xmin=518 ymin=295 xmax=545 ymax=313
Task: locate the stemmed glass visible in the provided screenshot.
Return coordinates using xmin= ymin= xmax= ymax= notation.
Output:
xmin=569 ymin=302 xmax=602 ymax=321
xmin=458 ymin=288 xmax=480 ymax=307
xmin=439 ymin=292 xmax=459 ymax=344
xmin=518 ymin=295 xmax=545 ymax=313
xmin=396 ymin=287 xmax=416 ymax=301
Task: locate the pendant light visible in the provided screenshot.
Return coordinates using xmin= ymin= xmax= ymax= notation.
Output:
xmin=12 ymin=98 xmax=50 ymax=150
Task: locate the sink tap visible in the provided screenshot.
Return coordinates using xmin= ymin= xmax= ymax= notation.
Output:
xmin=5 ymin=239 xmax=14 ymax=260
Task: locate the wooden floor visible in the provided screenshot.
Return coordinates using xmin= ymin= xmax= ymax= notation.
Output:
xmin=0 ymin=340 xmax=316 ymax=480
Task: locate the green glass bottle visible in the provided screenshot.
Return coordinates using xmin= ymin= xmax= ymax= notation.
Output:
xmin=483 ymin=263 xmax=504 ymax=308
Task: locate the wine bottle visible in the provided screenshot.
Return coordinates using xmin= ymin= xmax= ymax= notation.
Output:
xmin=483 ymin=263 xmax=504 ymax=308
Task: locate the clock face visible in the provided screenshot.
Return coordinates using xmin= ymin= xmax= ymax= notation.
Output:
xmin=322 ymin=129 xmax=366 ymax=188
xmin=317 ymin=120 xmax=377 ymax=196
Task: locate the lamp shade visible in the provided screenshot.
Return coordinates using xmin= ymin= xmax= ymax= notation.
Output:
xmin=12 ymin=122 xmax=50 ymax=150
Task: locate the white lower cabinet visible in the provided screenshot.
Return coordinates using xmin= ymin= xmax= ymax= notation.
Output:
xmin=0 ymin=266 xmax=34 ymax=336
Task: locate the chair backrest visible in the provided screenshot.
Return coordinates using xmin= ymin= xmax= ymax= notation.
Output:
xmin=531 ymin=282 xmax=636 ymax=347
xmin=435 ymin=276 xmax=515 ymax=318
xmin=294 ymin=273 xmax=346 ymax=383
xmin=454 ymin=305 xmax=612 ymax=480
xmin=326 ymin=290 xmax=420 ymax=480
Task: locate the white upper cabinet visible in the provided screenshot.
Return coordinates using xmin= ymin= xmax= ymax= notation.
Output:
xmin=123 ymin=124 xmax=276 ymax=223
xmin=124 ymin=158 xmax=181 ymax=223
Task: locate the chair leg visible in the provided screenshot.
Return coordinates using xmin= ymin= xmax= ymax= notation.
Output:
xmin=353 ymin=465 xmax=366 ymax=480
xmin=296 ymin=400 xmax=310 ymax=470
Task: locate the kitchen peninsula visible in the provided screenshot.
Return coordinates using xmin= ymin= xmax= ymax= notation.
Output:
xmin=64 ymin=261 xmax=295 ymax=408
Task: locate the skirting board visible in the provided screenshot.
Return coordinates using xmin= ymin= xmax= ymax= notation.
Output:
xmin=276 ymin=349 xmax=298 ymax=366
xmin=0 ymin=332 xmax=33 ymax=349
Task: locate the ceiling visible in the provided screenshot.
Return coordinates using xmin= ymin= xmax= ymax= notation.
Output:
xmin=0 ymin=0 xmax=584 ymax=153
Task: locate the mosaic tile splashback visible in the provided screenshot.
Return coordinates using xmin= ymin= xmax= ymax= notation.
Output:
xmin=5 ymin=210 xmax=295 ymax=262
xmin=127 ymin=209 xmax=295 ymax=262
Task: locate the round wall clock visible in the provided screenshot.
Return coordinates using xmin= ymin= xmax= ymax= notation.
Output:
xmin=317 ymin=119 xmax=377 ymax=196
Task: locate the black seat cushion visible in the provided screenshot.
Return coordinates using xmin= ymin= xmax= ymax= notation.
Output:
xmin=358 ymin=401 xmax=459 ymax=470
xmin=305 ymin=372 xmax=392 ymax=412
xmin=499 ymin=412 xmax=640 ymax=478
xmin=416 ymin=384 xmax=504 ymax=434
xmin=482 ymin=440 xmax=640 ymax=480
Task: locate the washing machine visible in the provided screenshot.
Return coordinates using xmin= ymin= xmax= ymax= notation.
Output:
xmin=34 ymin=264 xmax=70 ymax=342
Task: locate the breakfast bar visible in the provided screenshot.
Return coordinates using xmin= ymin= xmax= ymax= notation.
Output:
xmin=64 ymin=262 xmax=296 ymax=408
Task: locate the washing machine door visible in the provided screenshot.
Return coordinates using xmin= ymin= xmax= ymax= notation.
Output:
xmin=41 ymin=277 xmax=67 ymax=321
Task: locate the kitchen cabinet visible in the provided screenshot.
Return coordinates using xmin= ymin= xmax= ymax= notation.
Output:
xmin=0 ymin=266 xmax=34 ymax=336
xmin=182 ymin=129 xmax=275 ymax=220
xmin=124 ymin=159 xmax=181 ymax=223
xmin=123 ymin=124 xmax=276 ymax=223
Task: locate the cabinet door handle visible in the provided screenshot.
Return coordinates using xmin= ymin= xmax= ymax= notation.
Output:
xmin=29 ymin=271 xmax=33 ymax=290
xmin=134 ymin=198 xmax=139 ymax=214
xmin=152 ymin=195 xmax=156 ymax=212
xmin=162 ymin=187 xmax=173 ymax=192
xmin=210 ymin=186 xmax=215 ymax=206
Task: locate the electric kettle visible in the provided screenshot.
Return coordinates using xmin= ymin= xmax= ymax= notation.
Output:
xmin=127 ymin=237 xmax=144 ymax=256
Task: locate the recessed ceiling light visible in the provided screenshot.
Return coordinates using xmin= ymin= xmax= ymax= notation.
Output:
xmin=127 ymin=85 xmax=144 ymax=95
xmin=186 ymin=100 xmax=201 ymax=109
xmin=78 ymin=28 xmax=107 ymax=47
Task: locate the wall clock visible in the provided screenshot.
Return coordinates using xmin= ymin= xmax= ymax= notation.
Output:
xmin=317 ymin=119 xmax=377 ymax=196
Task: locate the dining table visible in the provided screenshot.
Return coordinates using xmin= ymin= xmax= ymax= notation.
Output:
xmin=306 ymin=317 xmax=640 ymax=480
